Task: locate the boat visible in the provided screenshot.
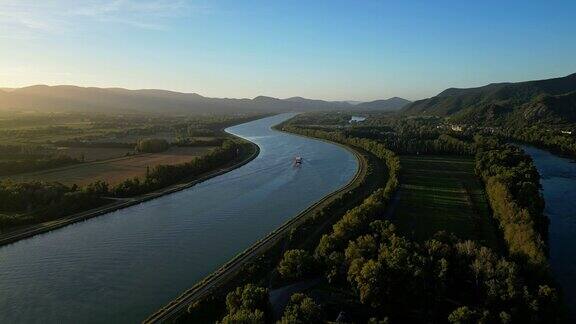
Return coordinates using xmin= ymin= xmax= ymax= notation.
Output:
xmin=293 ymin=156 xmax=303 ymax=167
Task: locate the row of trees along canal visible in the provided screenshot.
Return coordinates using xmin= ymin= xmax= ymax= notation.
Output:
xmin=181 ymin=116 xmax=565 ymax=323
xmin=0 ymin=139 xmax=251 ymax=231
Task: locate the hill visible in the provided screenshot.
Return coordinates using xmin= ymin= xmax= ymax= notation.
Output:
xmin=283 ymin=96 xmax=353 ymax=110
xmin=0 ymin=85 xmax=353 ymax=115
xmin=355 ymin=97 xmax=411 ymax=111
xmin=402 ymin=73 xmax=576 ymax=125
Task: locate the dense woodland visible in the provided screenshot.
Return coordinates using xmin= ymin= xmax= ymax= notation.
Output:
xmin=503 ymin=127 xmax=576 ymax=158
xmin=0 ymin=181 xmax=107 ymax=230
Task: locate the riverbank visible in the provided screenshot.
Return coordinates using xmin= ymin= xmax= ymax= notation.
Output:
xmin=144 ymin=127 xmax=371 ymax=323
xmin=0 ymin=136 xmax=259 ymax=247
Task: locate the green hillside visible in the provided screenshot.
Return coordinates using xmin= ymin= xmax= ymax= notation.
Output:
xmin=355 ymin=97 xmax=411 ymax=111
xmin=402 ymin=73 xmax=576 ymax=125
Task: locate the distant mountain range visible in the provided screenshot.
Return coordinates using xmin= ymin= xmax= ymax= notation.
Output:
xmin=0 ymin=85 xmax=410 ymax=115
xmin=5 ymin=73 xmax=575 ymax=123
xmin=402 ymin=73 xmax=576 ymax=125
xmin=356 ymin=97 xmax=412 ymax=111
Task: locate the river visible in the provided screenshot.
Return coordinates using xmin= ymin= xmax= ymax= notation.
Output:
xmin=521 ymin=146 xmax=576 ymax=314
xmin=0 ymin=113 xmax=358 ymax=323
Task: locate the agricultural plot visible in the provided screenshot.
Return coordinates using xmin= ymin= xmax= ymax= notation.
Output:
xmin=91 ymin=131 xmax=177 ymax=144
xmin=2 ymin=146 xmax=215 ymax=186
xmin=392 ymin=155 xmax=499 ymax=249
xmin=55 ymin=147 xmax=134 ymax=161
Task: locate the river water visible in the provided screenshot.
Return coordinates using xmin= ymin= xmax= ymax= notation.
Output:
xmin=0 ymin=113 xmax=358 ymax=323
xmin=521 ymin=146 xmax=576 ymax=313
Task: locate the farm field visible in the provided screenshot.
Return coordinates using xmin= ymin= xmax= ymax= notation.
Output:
xmin=2 ymin=146 xmax=215 ymax=186
xmin=55 ymin=147 xmax=134 ymax=161
xmin=392 ymin=155 xmax=499 ymax=249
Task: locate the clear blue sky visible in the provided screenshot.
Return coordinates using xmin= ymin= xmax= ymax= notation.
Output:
xmin=1 ymin=0 xmax=575 ymax=101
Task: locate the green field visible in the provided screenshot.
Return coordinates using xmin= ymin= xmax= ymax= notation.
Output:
xmin=392 ymin=155 xmax=499 ymax=249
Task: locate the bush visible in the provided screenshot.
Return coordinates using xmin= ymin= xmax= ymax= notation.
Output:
xmin=277 ymin=249 xmax=316 ymax=281
xmin=219 ymin=284 xmax=269 ymax=323
xmin=279 ymin=293 xmax=321 ymax=324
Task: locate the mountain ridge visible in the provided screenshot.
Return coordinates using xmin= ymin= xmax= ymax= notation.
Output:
xmin=402 ymin=73 xmax=576 ymax=124
xmin=356 ymin=97 xmax=412 ymax=111
xmin=0 ymin=84 xmax=408 ymax=115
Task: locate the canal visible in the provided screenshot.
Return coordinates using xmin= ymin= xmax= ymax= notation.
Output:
xmin=0 ymin=113 xmax=358 ymax=323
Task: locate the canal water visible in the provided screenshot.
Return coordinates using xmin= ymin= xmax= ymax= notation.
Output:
xmin=0 ymin=113 xmax=358 ymax=323
xmin=521 ymin=146 xmax=576 ymax=314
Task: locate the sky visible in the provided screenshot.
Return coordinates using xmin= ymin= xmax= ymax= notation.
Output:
xmin=1 ymin=0 xmax=575 ymax=101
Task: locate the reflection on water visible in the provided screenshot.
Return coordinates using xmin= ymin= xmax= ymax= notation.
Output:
xmin=0 ymin=113 xmax=358 ymax=323
xmin=521 ymin=146 xmax=576 ymax=315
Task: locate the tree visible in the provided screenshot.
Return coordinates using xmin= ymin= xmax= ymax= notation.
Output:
xmin=219 ymin=308 xmax=264 ymax=324
xmin=277 ymin=249 xmax=316 ymax=281
xmin=135 ymin=138 xmax=169 ymax=153
xmin=447 ymin=306 xmax=478 ymax=324
xmin=225 ymin=284 xmax=268 ymax=315
xmin=84 ymin=180 xmax=109 ymax=195
xmin=351 ymin=259 xmax=384 ymax=307
xmin=219 ymin=284 xmax=269 ymax=324
xmin=279 ymin=293 xmax=321 ymax=324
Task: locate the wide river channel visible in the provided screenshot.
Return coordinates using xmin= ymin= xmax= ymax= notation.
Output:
xmin=0 ymin=113 xmax=358 ymax=323
xmin=521 ymin=146 xmax=576 ymax=315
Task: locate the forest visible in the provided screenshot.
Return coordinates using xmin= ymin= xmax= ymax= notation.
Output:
xmin=503 ymin=127 xmax=576 ymax=158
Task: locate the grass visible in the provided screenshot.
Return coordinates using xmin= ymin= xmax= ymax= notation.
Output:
xmin=391 ymin=155 xmax=499 ymax=249
xmin=2 ymin=146 xmax=215 ymax=186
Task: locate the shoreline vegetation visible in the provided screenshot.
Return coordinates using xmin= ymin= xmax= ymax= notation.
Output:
xmin=0 ymin=131 xmax=260 ymax=246
xmin=166 ymin=113 xmax=566 ymax=323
